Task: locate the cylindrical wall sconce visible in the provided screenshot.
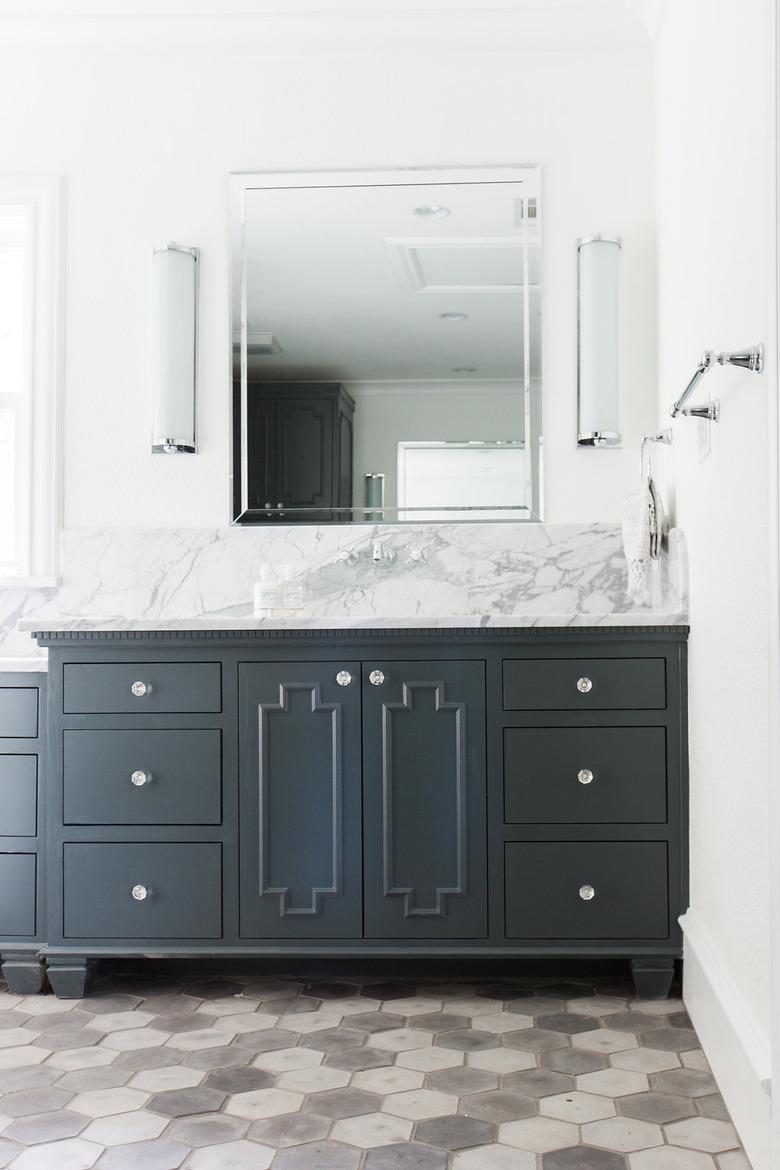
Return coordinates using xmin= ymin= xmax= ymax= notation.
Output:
xmin=151 ymin=242 xmax=198 ymax=453
xmin=365 ymin=473 xmax=385 ymax=519
xmin=577 ymin=235 xmax=621 ymax=447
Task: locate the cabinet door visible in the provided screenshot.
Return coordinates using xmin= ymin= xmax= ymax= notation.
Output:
xmin=276 ymin=397 xmax=335 ymax=519
xmin=239 ymin=662 xmax=362 ymax=938
xmin=362 ymin=661 xmax=487 ymax=938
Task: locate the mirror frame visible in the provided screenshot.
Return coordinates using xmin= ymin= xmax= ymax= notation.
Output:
xmin=228 ymin=164 xmax=542 ymax=524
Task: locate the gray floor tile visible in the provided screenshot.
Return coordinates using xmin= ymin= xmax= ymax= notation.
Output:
xmin=427 ymin=1067 xmax=498 ymax=1095
xmin=302 ymin=1086 xmax=382 ymax=1118
xmin=415 ymin=1114 xmax=497 ymax=1150
xmin=363 ymin=1141 xmax=449 ymax=1169
xmin=248 ymin=1111 xmax=331 ymax=1148
xmin=542 ymin=1145 xmax=627 ymax=1169
xmin=147 ymin=1085 xmax=227 ymax=1117
xmin=618 ymin=1092 xmax=697 ymax=1123
xmin=203 ymin=1066 xmax=274 ymax=1094
xmin=4 ymin=1108 xmax=89 ymax=1143
xmin=458 ymin=1089 xmax=538 ymax=1122
xmin=541 ymin=1047 xmax=609 ymax=1074
xmin=272 ymin=1139 xmax=361 ymax=1169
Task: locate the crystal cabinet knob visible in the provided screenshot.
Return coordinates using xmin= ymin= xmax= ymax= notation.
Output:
xmin=130 ymin=770 xmax=151 ymax=787
xmin=578 ymin=768 xmax=594 ymax=785
xmin=576 ymin=677 xmax=593 ymax=694
xmin=579 ymin=884 xmax=596 ymax=901
xmin=336 ymin=671 xmax=352 ymax=687
xmin=130 ymin=680 xmax=151 ymax=698
xmin=131 ymin=884 xmax=151 ymax=901
xmin=369 ymin=670 xmax=385 ymax=686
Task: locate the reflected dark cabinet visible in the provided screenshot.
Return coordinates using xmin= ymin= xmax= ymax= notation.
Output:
xmin=238 ymin=659 xmax=487 ymax=941
xmin=240 ymin=383 xmax=354 ymax=522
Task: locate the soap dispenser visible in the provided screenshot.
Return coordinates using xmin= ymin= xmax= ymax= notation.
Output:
xmin=274 ymin=563 xmax=305 ymax=617
xmin=253 ymin=564 xmax=279 ymax=618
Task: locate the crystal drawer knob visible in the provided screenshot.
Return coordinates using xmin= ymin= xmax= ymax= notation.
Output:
xmin=130 ymin=770 xmax=151 ymax=787
xmin=578 ymin=768 xmax=594 ymax=785
xmin=336 ymin=671 xmax=352 ymax=687
xmin=130 ymin=680 xmax=150 ymax=698
xmin=369 ymin=670 xmax=385 ymax=686
xmin=131 ymin=884 xmax=151 ymax=901
xmin=579 ymin=884 xmax=596 ymax=901
xmin=576 ymin=677 xmax=593 ymax=694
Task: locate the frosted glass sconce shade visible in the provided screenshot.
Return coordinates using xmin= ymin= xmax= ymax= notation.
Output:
xmin=151 ymin=243 xmax=198 ymax=453
xmin=577 ymin=235 xmax=621 ymax=447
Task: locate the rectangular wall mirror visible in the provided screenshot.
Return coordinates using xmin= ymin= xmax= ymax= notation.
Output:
xmin=230 ymin=166 xmax=542 ymax=524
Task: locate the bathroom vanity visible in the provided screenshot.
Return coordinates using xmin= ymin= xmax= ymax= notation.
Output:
xmin=3 ymin=622 xmax=688 ymax=998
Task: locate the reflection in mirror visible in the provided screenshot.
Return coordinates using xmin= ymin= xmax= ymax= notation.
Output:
xmin=230 ymin=167 xmax=541 ymax=524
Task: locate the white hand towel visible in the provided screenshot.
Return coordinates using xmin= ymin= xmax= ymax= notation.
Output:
xmin=623 ymin=475 xmax=666 ymax=603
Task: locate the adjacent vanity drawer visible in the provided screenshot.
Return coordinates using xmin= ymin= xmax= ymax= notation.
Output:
xmin=0 ymin=688 xmax=38 ymax=738
xmin=63 ymin=662 xmax=222 ymax=715
xmin=505 ymin=841 xmax=669 ymax=939
xmin=63 ymin=843 xmax=222 ymax=939
xmin=63 ymin=730 xmax=222 ymax=825
xmin=0 ymin=756 xmax=38 ymax=836
xmin=504 ymin=727 xmax=667 ymax=824
xmin=0 ymin=855 xmax=36 ymax=936
xmin=503 ymin=658 xmax=666 ymax=711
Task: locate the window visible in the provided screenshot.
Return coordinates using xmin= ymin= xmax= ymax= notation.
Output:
xmin=0 ymin=175 xmax=64 ymax=583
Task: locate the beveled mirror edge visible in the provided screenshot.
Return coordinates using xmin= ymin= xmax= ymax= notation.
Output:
xmin=227 ymin=164 xmax=543 ymax=525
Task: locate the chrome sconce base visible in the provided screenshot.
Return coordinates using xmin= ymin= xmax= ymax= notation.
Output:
xmin=670 ymin=344 xmax=763 ymax=422
xmin=577 ymin=430 xmax=622 ymax=448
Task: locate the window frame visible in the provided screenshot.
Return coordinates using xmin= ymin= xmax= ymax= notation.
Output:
xmin=0 ymin=174 xmax=65 ymax=586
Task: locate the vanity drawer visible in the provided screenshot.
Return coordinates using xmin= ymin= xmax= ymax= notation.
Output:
xmin=0 ymin=688 xmax=38 ymax=738
xmin=0 ymin=855 xmax=36 ymax=936
xmin=504 ymin=727 xmax=667 ymax=824
xmin=505 ymin=841 xmax=669 ymax=939
xmin=63 ymin=843 xmax=222 ymax=939
xmin=63 ymin=662 xmax=222 ymax=714
xmin=63 ymin=730 xmax=222 ymax=825
xmin=0 ymin=756 xmax=37 ymax=836
xmin=503 ymin=658 xmax=666 ymax=711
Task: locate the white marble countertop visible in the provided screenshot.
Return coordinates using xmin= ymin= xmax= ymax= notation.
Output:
xmin=19 ymin=612 xmax=688 ymax=633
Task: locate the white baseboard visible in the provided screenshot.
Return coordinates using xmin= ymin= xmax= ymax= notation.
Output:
xmin=680 ymin=911 xmax=771 ymax=1170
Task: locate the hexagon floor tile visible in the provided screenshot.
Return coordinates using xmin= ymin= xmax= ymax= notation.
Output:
xmin=0 ymin=970 xmax=750 ymax=1169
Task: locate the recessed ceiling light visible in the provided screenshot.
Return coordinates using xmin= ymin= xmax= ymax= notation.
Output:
xmin=453 ymin=367 xmax=477 ymax=373
xmin=414 ymin=204 xmax=450 ymax=218
xmin=439 ymin=312 xmax=469 ymax=321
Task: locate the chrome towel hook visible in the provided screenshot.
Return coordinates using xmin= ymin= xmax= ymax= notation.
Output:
xmin=670 ymin=344 xmax=764 ymax=422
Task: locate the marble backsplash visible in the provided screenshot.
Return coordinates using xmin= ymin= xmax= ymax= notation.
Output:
xmin=1 ymin=522 xmax=683 ymax=664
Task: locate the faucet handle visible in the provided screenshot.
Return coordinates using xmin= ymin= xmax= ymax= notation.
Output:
xmin=338 ymin=548 xmax=359 ymax=567
xmin=406 ymin=545 xmax=427 ymax=565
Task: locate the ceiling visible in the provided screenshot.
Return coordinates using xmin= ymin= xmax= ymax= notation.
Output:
xmin=240 ymin=172 xmax=541 ymax=383
xmin=0 ymin=1 xmax=663 ymax=53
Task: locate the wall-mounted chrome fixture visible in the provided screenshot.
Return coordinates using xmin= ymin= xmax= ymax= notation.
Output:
xmin=151 ymin=243 xmax=198 ymax=454
xmin=643 ymin=428 xmax=673 ymax=448
xmin=670 ymin=345 xmax=764 ymax=422
xmin=406 ymin=545 xmax=427 ymax=566
xmin=577 ymin=235 xmax=622 ymax=447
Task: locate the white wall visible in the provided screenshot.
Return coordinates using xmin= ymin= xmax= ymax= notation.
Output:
xmin=655 ymin=2 xmax=775 ymax=1164
xmin=349 ymin=381 xmax=525 ymax=511
xmin=0 ymin=31 xmax=656 ymax=529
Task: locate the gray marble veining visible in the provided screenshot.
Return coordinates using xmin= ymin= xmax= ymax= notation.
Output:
xmin=3 ymin=522 xmax=684 ymax=666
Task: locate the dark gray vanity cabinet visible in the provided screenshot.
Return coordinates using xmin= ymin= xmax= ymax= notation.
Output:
xmin=16 ymin=626 xmax=688 ymax=999
xmin=0 ymin=674 xmax=46 ymax=992
xmin=240 ymin=383 xmax=355 ymax=522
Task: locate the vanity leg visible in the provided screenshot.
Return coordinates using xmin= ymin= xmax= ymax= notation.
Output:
xmin=1 ymin=954 xmax=46 ymax=995
xmin=46 ymin=957 xmax=96 ymax=1000
xmin=630 ymin=958 xmax=676 ymax=1000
